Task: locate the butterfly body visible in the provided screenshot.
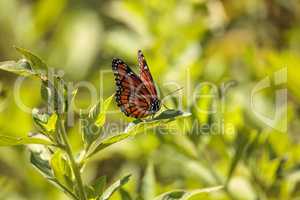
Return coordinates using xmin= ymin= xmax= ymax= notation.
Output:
xmin=149 ymin=98 xmax=161 ymax=113
xmin=112 ymin=50 xmax=160 ymax=118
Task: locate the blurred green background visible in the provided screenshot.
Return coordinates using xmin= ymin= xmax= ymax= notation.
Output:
xmin=0 ymin=0 xmax=299 ymax=199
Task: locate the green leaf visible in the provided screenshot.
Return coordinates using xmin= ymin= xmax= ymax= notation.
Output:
xmin=141 ymin=162 xmax=155 ymax=200
xmin=87 ymin=133 xmax=131 ymax=158
xmin=65 ymin=87 xmax=78 ymax=112
xmin=0 ymin=60 xmax=35 ymax=76
xmin=0 ymin=134 xmax=53 ymax=146
xmin=92 ymin=176 xmax=107 ymax=197
xmin=83 ymin=95 xmax=114 ymax=151
xmin=119 ymin=189 xmax=133 ymax=200
xmin=15 ymin=47 xmax=47 ymax=70
xmin=47 ymin=113 xmax=58 ymax=132
xmin=153 ymin=109 xmax=191 ymax=120
xmin=124 ymin=120 xmax=161 ymax=135
xmin=156 ymin=191 xmax=185 ymax=200
xmin=244 ymin=131 xmax=260 ymax=161
xmin=41 ymin=76 xmax=66 ymax=114
xmin=81 ymin=114 xmax=102 ymax=151
xmin=89 ymin=101 xmax=100 ymax=121
xmin=125 ymin=109 xmax=191 ymax=135
xmin=89 ymin=95 xmax=114 ymax=127
xmin=98 ymin=175 xmax=131 ymax=200
xmin=30 ymin=151 xmax=53 ymax=178
xmin=170 ymin=135 xmax=198 ymax=160
xmin=50 ymin=150 xmax=73 ymax=189
xmin=95 ymin=95 xmax=114 ymax=127
xmin=32 ymin=109 xmax=58 ymax=134
xmin=226 ymin=132 xmax=249 ymax=185
xmin=135 ymin=196 xmax=145 ymax=200
xmin=153 ymin=186 xmax=223 ymax=200
xmin=40 ymin=81 xmax=51 ymax=104
xmin=85 ymin=185 xmax=96 ymax=199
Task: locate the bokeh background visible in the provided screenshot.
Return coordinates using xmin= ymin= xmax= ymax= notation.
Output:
xmin=0 ymin=0 xmax=300 ymax=199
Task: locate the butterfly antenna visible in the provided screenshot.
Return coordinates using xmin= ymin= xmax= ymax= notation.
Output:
xmin=161 ymin=87 xmax=184 ymax=100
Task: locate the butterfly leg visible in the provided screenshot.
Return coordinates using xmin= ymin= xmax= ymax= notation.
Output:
xmin=163 ymin=103 xmax=170 ymax=109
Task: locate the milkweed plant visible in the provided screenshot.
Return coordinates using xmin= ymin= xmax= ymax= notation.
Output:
xmin=0 ymin=47 xmax=222 ymax=200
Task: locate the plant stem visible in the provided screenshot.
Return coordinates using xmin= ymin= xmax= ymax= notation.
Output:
xmin=49 ymin=178 xmax=80 ymax=200
xmin=58 ymin=118 xmax=86 ymax=200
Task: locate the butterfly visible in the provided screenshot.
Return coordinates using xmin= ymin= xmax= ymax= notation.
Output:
xmin=112 ymin=50 xmax=161 ymax=118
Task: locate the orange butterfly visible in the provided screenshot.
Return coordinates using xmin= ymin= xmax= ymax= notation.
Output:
xmin=112 ymin=50 xmax=161 ymax=118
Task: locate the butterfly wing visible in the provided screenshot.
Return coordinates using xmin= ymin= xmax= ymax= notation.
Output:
xmin=138 ymin=50 xmax=158 ymax=97
xmin=112 ymin=58 xmax=153 ymax=118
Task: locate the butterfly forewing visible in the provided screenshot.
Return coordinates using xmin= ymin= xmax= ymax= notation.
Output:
xmin=138 ymin=50 xmax=158 ymax=96
xmin=112 ymin=58 xmax=153 ymax=118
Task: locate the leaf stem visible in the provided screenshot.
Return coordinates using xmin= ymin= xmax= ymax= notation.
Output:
xmin=58 ymin=117 xmax=86 ymax=200
xmin=48 ymin=178 xmax=80 ymax=200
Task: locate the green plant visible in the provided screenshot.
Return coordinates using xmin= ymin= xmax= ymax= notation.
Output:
xmin=0 ymin=47 xmax=222 ymax=200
